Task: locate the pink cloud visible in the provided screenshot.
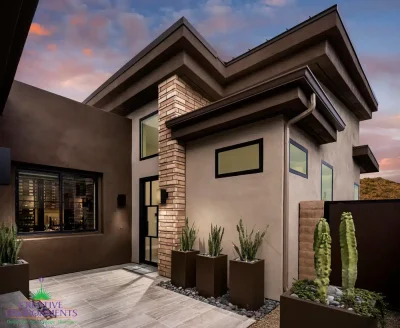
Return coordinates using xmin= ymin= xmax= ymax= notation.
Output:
xmin=82 ymin=48 xmax=93 ymax=56
xmin=29 ymin=23 xmax=52 ymax=36
xmin=47 ymin=44 xmax=57 ymax=51
xmin=262 ymin=0 xmax=292 ymax=6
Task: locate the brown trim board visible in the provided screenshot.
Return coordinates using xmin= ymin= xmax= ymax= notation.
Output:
xmin=83 ymin=5 xmax=377 ymax=122
xmin=353 ymin=145 xmax=379 ymax=173
xmin=166 ymin=67 xmax=342 ymax=144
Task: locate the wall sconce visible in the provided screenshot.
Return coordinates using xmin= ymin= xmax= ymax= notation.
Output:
xmin=117 ymin=194 xmax=126 ymax=208
xmin=156 ymin=188 xmax=168 ymax=205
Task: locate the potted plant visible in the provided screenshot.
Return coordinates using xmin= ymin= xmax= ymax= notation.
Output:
xmin=230 ymin=219 xmax=268 ymax=310
xmin=0 ymin=223 xmax=29 ymax=298
xmin=281 ymin=214 xmax=386 ymax=328
xmin=196 ymin=224 xmax=227 ymax=298
xmin=171 ymin=218 xmax=199 ymax=288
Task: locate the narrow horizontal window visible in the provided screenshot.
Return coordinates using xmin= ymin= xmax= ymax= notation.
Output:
xmin=16 ymin=166 xmax=99 ymax=235
xmin=140 ymin=111 xmax=159 ymax=160
xmin=321 ymin=161 xmax=333 ymax=201
xmin=289 ymin=139 xmax=308 ymax=178
xmin=354 ymin=183 xmax=360 ymax=200
xmin=215 ymin=139 xmax=263 ymax=178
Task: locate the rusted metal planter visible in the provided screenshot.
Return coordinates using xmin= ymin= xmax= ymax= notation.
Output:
xmin=280 ymin=291 xmax=378 ymax=328
xmin=171 ymin=250 xmax=199 ymax=288
xmin=196 ymin=254 xmax=227 ymax=298
xmin=229 ymin=259 xmax=264 ymax=310
xmin=0 ymin=260 xmax=29 ymax=298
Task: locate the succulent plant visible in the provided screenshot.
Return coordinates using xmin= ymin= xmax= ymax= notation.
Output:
xmin=340 ymin=212 xmax=358 ymax=300
xmin=179 ymin=218 xmax=197 ymax=251
xmin=314 ymin=232 xmax=332 ymax=303
xmin=208 ymin=224 xmax=224 ymax=257
xmin=232 ymin=219 xmax=268 ymax=262
xmin=0 ymin=223 xmax=23 ymax=265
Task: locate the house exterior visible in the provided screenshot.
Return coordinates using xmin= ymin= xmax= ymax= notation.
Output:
xmin=0 ymin=4 xmax=379 ymax=301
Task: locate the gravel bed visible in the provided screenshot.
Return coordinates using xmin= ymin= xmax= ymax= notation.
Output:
xmin=250 ymin=306 xmax=280 ymax=328
xmin=157 ymin=280 xmax=279 ymax=320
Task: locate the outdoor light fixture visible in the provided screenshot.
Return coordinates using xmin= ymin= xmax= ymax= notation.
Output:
xmin=156 ymin=188 xmax=168 ymax=204
xmin=117 ymin=194 xmax=126 ymax=208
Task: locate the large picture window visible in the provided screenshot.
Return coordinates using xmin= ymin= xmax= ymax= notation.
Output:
xmin=16 ymin=165 xmax=99 ymax=234
xmin=321 ymin=161 xmax=333 ymax=201
xmin=289 ymin=139 xmax=308 ymax=178
xmin=215 ymin=139 xmax=263 ymax=178
xmin=140 ymin=111 xmax=159 ymax=160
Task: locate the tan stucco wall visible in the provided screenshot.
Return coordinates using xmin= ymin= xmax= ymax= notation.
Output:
xmin=186 ymin=117 xmax=285 ymax=301
xmin=0 ymin=81 xmax=132 ymax=278
xmin=287 ymin=81 xmax=360 ymax=285
xmin=126 ymin=99 xmax=159 ymax=263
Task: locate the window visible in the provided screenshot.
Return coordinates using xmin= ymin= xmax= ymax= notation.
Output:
xmin=289 ymin=139 xmax=308 ymax=178
xmin=140 ymin=111 xmax=159 ymax=160
xmin=354 ymin=183 xmax=360 ymax=200
xmin=321 ymin=161 xmax=333 ymax=201
xmin=16 ymin=166 xmax=99 ymax=234
xmin=215 ymin=139 xmax=263 ymax=178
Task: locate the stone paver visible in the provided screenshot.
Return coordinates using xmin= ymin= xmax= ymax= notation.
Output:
xmin=27 ymin=264 xmax=255 ymax=328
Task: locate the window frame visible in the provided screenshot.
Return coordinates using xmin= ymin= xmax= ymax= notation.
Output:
xmin=15 ymin=163 xmax=100 ymax=236
xmin=354 ymin=182 xmax=360 ymax=200
xmin=139 ymin=110 xmax=159 ymax=161
xmin=215 ymin=138 xmax=263 ymax=179
xmin=289 ymin=139 xmax=308 ymax=179
xmin=321 ymin=160 xmax=334 ymax=201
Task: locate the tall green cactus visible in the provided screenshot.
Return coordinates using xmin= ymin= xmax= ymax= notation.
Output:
xmin=314 ymin=232 xmax=332 ymax=303
xmin=340 ymin=212 xmax=358 ymax=300
xmin=313 ymin=218 xmax=330 ymax=268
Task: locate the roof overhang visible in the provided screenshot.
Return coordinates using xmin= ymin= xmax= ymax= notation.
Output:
xmin=166 ymin=66 xmax=343 ymax=144
xmin=0 ymin=0 xmax=39 ymax=114
xmin=353 ymin=145 xmax=379 ymax=173
xmin=84 ymin=5 xmax=378 ymax=122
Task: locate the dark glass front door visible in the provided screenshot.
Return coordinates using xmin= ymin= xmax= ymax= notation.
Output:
xmin=140 ymin=176 xmax=159 ymax=266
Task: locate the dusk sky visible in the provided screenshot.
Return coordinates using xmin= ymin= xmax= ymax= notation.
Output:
xmin=15 ymin=0 xmax=400 ymax=182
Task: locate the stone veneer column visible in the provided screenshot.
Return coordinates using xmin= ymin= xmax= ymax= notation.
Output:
xmin=157 ymin=75 xmax=210 ymax=277
xmin=298 ymin=200 xmax=325 ymax=280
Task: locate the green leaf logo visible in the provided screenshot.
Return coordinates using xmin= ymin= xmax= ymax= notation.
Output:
xmin=32 ymin=278 xmax=51 ymax=301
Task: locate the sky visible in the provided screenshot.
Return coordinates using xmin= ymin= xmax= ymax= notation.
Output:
xmin=15 ymin=0 xmax=400 ymax=182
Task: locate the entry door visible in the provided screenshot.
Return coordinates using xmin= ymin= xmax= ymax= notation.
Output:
xmin=140 ymin=176 xmax=159 ymax=266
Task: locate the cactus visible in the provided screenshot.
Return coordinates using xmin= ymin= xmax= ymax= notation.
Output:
xmin=208 ymin=224 xmax=224 ymax=257
xmin=313 ymin=218 xmax=330 ymax=270
xmin=179 ymin=218 xmax=197 ymax=251
xmin=0 ymin=223 xmax=23 ymax=265
xmin=314 ymin=232 xmax=332 ymax=303
xmin=232 ymin=219 xmax=268 ymax=262
xmin=340 ymin=212 xmax=358 ymax=300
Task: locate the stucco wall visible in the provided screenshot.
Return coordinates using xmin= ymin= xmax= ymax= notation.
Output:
xmin=126 ymin=99 xmax=159 ymax=263
xmin=288 ymin=81 xmax=360 ymax=284
xmin=186 ymin=117 xmax=285 ymax=301
xmin=0 ymin=81 xmax=132 ymax=278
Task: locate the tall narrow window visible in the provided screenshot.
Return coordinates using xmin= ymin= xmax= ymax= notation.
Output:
xmin=16 ymin=166 xmax=98 ymax=234
xmin=354 ymin=183 xmax=360 ymax=200
xmin=321 ymin=161 xmax=333 ymax=201
xmin=140 ymin=111 xmax=159 ymax=160
xmin=215 ymin=139 xmax=263 ymax=178
xmin=289 ymin=139 xmax=308 ymax=178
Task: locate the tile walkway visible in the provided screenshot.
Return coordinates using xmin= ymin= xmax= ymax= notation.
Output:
xmin=28 ymin=264 xmax=255 ymax=328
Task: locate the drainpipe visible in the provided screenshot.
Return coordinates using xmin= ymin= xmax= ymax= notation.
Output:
xmin=282 ymin=93 xmax=316 ymax=292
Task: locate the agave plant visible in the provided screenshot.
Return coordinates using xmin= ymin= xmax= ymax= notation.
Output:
xmin=0 ymin=223 xmax=23 ymax=265
xmin=208 ymin=224 xmax=224 ymax=257
xmin=179 ymin=218 xmax=197 ymax=251
xmin=232 ymin=219 xmax=268 ymax=262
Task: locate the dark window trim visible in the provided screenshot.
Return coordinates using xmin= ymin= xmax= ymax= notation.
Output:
xmin=289 ymin=139 xmax=308 ymax=179
xmin=14 ymin=162 xmax=100 ymax=236
xmin=139 ymin=110 xmax=159 ymax=161
xmin=354 ymin=182 xmax=360 ymax=200
xmin=321 ymin=160 xmax=334 ymax=201
xmin=215 ymin=138 xmax=263 ymax=179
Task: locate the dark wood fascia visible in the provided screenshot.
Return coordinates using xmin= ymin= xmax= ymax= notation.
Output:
xmin=353 ymin=145 xmax=379 ymax=173
xmin=1 ymin=0 xmax=39 ymax=114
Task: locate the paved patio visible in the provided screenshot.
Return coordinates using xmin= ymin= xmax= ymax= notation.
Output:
xmin=29 ymin=264 xmax=255 ymax=328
